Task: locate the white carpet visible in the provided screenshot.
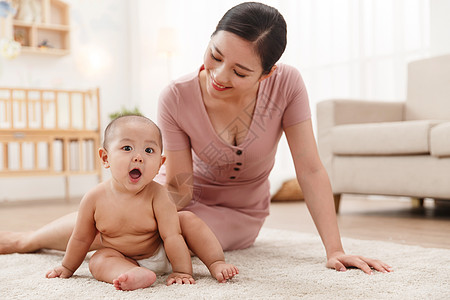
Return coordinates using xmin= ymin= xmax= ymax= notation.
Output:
xmin=1 ymin=228 xmax=449 ymax=300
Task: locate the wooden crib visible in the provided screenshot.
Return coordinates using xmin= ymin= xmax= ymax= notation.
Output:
xmin=0 ymin=87 xmax=102 ymax=201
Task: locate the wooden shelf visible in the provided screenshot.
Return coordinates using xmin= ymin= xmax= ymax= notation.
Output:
xmin=5 ymin=0 xmax=71 ymax=56
xmin=19 ymin=46 xmax=69 ymax=56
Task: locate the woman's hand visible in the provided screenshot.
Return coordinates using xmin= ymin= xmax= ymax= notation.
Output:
xmin=326 ymin=251 xmax=393 ymax=274
xmin=166 ymin=272 xmax=196 ymax=285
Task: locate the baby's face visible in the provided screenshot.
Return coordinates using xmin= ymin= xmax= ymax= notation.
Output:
xmin=104 ymin=119 xmax=164 ymax=193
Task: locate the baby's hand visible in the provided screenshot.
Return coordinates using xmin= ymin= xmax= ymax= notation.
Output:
xmin=166 ymin=272 xmax=195 ymax=285
xmin=46 ymin=265 xmax=74 ymax=279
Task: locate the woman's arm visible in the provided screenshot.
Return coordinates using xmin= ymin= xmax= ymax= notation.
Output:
xmin=164 ymin=148 xmax=194 ymax=210
xmin=284 ymin=120 xmax=344 ymax=256
xmin=284 ymin=119 xmax=392 ymax=274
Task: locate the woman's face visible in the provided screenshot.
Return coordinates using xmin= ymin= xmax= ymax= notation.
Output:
xmin=203 ymin=30 xmax=265 ymax=100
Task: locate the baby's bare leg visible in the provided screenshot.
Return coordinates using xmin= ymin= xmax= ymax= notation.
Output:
xmin=90 ymin=248 xmax=156 ymax=291
xmin=178 ymin=211 xmax=239 ymax=283
xmin=0 ymin=212 xmax=102 ymax=254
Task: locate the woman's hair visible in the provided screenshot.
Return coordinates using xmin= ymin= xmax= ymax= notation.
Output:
xmin=212 ymin=2 xmax=287 ymax=74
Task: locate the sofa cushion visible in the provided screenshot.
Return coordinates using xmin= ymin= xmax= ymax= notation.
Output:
xmin=405 ymin=54 xmax=450 ymax=121
xmin=331 ymin=120 xmax=443 ymax=155
xmin=332 ymin=155 xmax=450 ymax=198
xmin=430 ymin=122 xmax=450 ymax=157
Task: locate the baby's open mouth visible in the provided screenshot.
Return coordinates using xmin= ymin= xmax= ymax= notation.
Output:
xmin=129 ymin=168 xmax=142 ymax=179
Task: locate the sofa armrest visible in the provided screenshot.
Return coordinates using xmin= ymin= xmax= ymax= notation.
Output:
xmin=316 ymin=99 xmax=405 ymax=185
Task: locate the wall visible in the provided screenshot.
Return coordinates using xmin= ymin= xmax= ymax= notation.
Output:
xmin=430 ymin=0 xmax=450 ymax=56
xmin=131 ymin=0 xmax=441 ymax=195
xmin=1 ymin=0 xmax=449 ymax=201
xmin=0 ymin=0 xmax=131 ymax=201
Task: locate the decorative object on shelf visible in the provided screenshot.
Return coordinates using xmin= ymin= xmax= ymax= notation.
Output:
xmin=15 ymin=0 xmax=39 ymax=22
xmin=0 ymin=1 xmax=21 ymax=60
xmin=12 ymin=26 xmax=25 ymax=45
xmin=38 ymin=39 xmax=53 ymax=48
xmin=0 ymin=37 xmax=21 ymax=58
xmin=0 ymin=1 xmax=16 ymax=18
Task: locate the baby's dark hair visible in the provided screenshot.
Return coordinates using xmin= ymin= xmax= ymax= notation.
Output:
xmin=103 ymin=114 xmax=163 ymax=152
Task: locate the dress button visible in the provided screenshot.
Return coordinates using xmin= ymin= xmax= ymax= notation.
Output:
xmin=230 ymin=176 xmax=236 ymax=179
xmin=234 ymin=168 xmax=240 ymax=171
xmin=236 ymin=162 xmax=242 ymax=166
xmin=236 ymin=150 xmax=243 ymax=155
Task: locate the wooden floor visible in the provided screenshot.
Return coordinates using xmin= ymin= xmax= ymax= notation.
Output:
xmin=265 ymin=195 xmax=450 ymax=249
xmin=1 ymin=194 xmax=449 ymax=249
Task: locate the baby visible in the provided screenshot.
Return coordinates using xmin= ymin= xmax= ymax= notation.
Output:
xmin=46 ymin=115 xmax=238 ymax=290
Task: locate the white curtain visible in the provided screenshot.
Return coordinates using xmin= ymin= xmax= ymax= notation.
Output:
xmin=273 ymin=0 xmax=430 ymax=191
xmin=135 ymin=0 xmax=431 ymax=192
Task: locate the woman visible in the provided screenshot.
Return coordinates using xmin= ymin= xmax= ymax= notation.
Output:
xmin=1 ymin=2 xmax=391 ymax=275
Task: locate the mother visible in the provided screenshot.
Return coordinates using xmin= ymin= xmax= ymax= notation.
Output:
xmin=1 ymin=2 xmax=391 ymax=274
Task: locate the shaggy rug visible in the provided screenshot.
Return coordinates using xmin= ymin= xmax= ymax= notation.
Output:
xmin=0 ymin=228 xmax=449 ymax=300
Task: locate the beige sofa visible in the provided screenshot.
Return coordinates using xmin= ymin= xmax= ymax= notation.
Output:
xmin=317 ymin=54 xmax=450 ymax=212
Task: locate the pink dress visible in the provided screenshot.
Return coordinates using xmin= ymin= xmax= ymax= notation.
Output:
xmin=157 ymin=64 xmax=311 ymax=250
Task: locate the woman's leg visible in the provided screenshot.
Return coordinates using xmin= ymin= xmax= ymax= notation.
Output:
xmin=89 ymin=248 xmax=156 ymax=291
xmin=178 ymin=211 xmax=239 ymax=282
xmin=0 ymin=212 xmax=102 ymax=254
xmin=182 ymin=201 xmax=262 ymax=251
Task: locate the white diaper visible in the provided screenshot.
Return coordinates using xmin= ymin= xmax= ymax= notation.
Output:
xmin=137 ymin=244 xmax=172 ymax=275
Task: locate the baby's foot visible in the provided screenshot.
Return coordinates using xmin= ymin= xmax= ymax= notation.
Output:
xmin=0 ymin=231 xmax=32 ymax=254
xmin=209 ymin=261 xmax=239 ymax=283
xmin=112 ymin=267 xmax=156 ymax=291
